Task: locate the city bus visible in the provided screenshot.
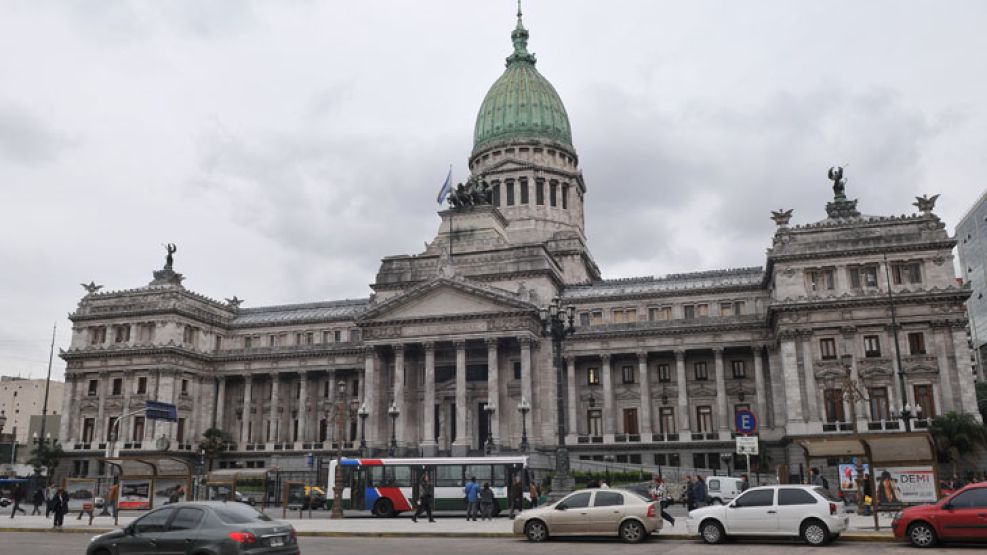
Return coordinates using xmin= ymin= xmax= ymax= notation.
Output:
xmin=327 ymin=456 xmax=531 ymax=517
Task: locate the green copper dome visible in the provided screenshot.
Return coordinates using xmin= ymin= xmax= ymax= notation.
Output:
xmin=473 ymin=11 xmax=572 ymax=152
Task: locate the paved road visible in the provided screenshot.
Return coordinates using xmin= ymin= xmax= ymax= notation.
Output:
xmin=4 ymin=532 xmax=981 ymax=555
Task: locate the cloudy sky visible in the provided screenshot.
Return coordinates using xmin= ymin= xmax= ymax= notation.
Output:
xmin=1 ymin=0 xmax=985 ymax=381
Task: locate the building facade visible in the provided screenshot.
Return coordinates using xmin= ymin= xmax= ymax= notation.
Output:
xmin=0 ymin=376 xmax=64 ymax=444
xmin=58 ymin=12 xmax=980 ymax=478
xmin=957 ymin=190 xmax=987 ymax=378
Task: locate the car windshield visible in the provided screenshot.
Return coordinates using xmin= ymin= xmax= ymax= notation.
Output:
xmin=213 ymin=503 xmax=273 ymax=524
xmin=813 ymin=487 xmax=840 ymax=502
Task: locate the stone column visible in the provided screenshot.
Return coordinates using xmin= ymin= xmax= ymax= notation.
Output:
xmin=486 ymin=338 xmax=500 ymax=449
xmin=933 ymin=325 xmax=955 ymax=412
xmin=713 ymin=347 xmax=729 ymax=436
xmin=841 ymin=327 xmax=867 ymax=428
xmin=601 ymin=353 xmax=614 ymax=440
xmin=637 ymin=351 xmax=653 ymax=440
xmin=393 ymin=344 xmax=405 ymax=447
xmin=58 ymin=374 xmax=73 ymax=442
xmin=241 ymin=375 xmax=253 ymax=445
xmin=800 ymin=332 xmax=820 ymax=427
xmin=269 ymin=375 xmax=280 ymax=443
xmin=779 ymin=333 xmax=805 ymax=432
xmin=120 ymin=374 xmax=132 ymax=443
xmin=422 ymin=342 xmax=436 ymax=455
xmin=363 ymin=346 xmax=377 ymax=447
xmin=326 ymin=370 xmax=336 ymax=442
xmin=951 ymin=323 xmax=980 ymax=416
xmin=752 ymin=345 xmax=767 ymax=427
xmin=453 ymin=340 xmax=470 ymax=455
xmin=675 ymin=350 xmax=691 ymax=436
xmin=520 ymin=337 xmax=533 ymax=406
xmin=146 ymin=370 xmax=161 ymax=441
xmin=96 ymin=377 xmax=106 ymax=443
xmin=566 ymin=356 xmax=578 ymax=443
xmin=298 ymin=371 xmax=309 ymax=443
xmin=215 ymin=377 xmax=226 ymax=430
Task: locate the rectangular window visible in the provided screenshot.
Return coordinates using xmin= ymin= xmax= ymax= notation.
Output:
xmin=809 ymin=268 xmax=836 ymax=291
xmin=908 ymin=332 xmax=926 ymax=355
xmin=492 ymin=182 xmax=500 ymax=206
xmin=295 ymin=333 xmax=303 ymax=344
xmin=107 ymin=417 xmax=118 ymax=441
xmin=519 ymin=179 xmax=529 ymax=204
xmin=683 ymin=305 xmax=696 ymax=320
xmin=112 ymin=378 xmax=122 ymax=396
xmin=696 ymin=406 xmax=713 ymax=433
xmin=869 ymin=387 xmax=890 ymax=421
xmin=506 ymin=181 xmax=515 ymax=205
xmin=621 ymin=365 xmax=635 ymax=384
xmin=176 ymin=418 xmax=186 ymax=444
xmin=720 ymin=302 xmax=733 ymax=315
xmin=623 ymin=408 xmax=639 ymax=435
xmin=137 ymin=376 xmax=147 ymax=395
xmin=513 ymin=361 xmax=521 ymax=380
xmin=626 ymin=308 xmax=636 ymax=321
xmin=88 ymin=380 xmax=98 ymax=396
xmin=214 ymin=336 xmax=222 ymax=350
xmin=648 ymin=306 xmax=671 ymax=321
xmin=694 ymin=361 xmax=708 ymax=381
xmin=823 ymin=389 xmax=845 ymax=422
xmin=82 ymin=418 xmax=95 ymax=443
xmin=132 ymin=416 xmax=144 ymax=442
xmin=892 ymin=261 xmax=923 ymax=285
xmin=659 ymin=407 xmax=675 ymax=434
xmin=657 ymin=364 xmax=671 ymax=383
xmin=536 ymin=180 xmax=545 ymax=205
xmin=268 ymin=334 xmax=277 ymax=347
xmin=181 ymin=379 xmax=189 ymax=396
xmin=696 ymin=304 xmax=709 ymax=317
xmin=733 ymin=301 xmax=745 ymax=315
xmin=588 ymin=410 xmax=602 ymax=436
xmin=914 ymin=384 xmax=936 ymax=418
xmin=850 ymin=265 xmax=879 ymax=288
xmin=612 ymin=309 xmax=625 ymax=323
xmin=579 ymin=312 xmax=590 ymax=326
xmin=587 ymin=367 xmax=600 ymax=385
xmin=306 ymin=332 xmax=314 ymax=345
xmin=562 ymin=184 xmax=569 ymax=209
xmin=550 ymin=182 xmax=558 ymax=206
xmin=590 ymin=311 xmax=603 ymax=326
xmin=731 ymin=360 xmax=747 ymax=379
xmin=244 ymin=336 xmax=253 ymax=349
xmin=864 ymin=335 xmax=882 ymax=358
xmin=334 ymin=330 xmax=342 ymax=342
xmin=820 ymin=338 xmax=837 ymax=360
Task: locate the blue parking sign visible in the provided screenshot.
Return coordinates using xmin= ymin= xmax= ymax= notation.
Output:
xmin=735 ymin=409 xmax=758 ymax=434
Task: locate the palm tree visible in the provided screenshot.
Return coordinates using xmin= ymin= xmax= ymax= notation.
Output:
xmin=929 ymin=411 xmax=987 ymax=475
xmin=197 ymin=428 xmax=230 ymax=471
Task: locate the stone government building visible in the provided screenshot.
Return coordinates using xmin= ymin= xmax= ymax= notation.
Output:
xmin=58 ymin=11 xmax=980 ymax=478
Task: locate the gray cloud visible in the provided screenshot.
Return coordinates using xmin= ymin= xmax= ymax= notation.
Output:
xmin=0 ymin=103 xmax=72 ymax=165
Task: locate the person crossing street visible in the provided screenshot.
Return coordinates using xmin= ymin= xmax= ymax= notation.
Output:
xmin=411 ymin=473 xmax=435 ymax=523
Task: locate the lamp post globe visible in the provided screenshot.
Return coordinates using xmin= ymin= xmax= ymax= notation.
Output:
xmin=388 ymin=401 xmax=400 ymax=457
xmin=538 ymin=296 xmax=577 ymax=499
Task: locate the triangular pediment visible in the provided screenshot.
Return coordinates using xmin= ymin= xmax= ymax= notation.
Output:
xmin=359 ymin=277 xmax=535 ymax=322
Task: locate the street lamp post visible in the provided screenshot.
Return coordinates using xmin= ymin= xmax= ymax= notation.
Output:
xmin=484 ymin=404 xmax=496 ymax=455
xmin=883 ymin=253 xmax=912 ymax=432
xmin=538 ymin=296 xmax=577 ymax=497
xmin=388 ymin=401 xmax=400 ymax=457
xmin=357 ymin=403 xmax=369 ymax=457
xmin=517 ymin=398 xmax=530 ymax=452
xmin=331 ymin=380 xmax=348 ymax=520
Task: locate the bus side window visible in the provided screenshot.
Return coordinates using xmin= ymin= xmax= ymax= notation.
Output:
xmin=493 ymin=465 xmax=506 ymax=488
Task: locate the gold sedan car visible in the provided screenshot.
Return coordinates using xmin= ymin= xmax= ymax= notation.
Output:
xmin=513 ymin=488 xmax=662 ymax=543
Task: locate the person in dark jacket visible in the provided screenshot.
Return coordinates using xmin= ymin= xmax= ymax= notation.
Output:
xmin=685 ymin=475 xmax=696 ymax=511
xmin=508 ymin=474 xmax=524 ymax=519
xmin=31 ymin=489 xmax=45 ymax=515
xmin=411 ymin=473 xmax=435 ymax=523
xmin=479 ymin=482 xmax=495 ymax=521
xmin=694 ymin=475 xmax=707 ymax=507
xmin=51 ymin=489 xmax=70 ymax=528
xmin=10 ymin=484 xmax=27 ymax=517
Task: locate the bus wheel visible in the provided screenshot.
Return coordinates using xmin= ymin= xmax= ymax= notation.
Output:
xmin=373 ymin=498 xmax=394 ymax=518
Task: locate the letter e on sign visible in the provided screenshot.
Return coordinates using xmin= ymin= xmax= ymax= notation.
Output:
xmin=735 ymin=409 xmax=758 ymax=434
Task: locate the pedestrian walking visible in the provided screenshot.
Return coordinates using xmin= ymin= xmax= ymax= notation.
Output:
xmin=51 ymin=489 xmax=69 ymax=529
xmin=45 ymin=482 xmax=56 ymax=518
xmin=508 ymin=474 xmax=524 ymax=519
xmin=528 ymin=481 xmax=540 ymax=508
xmin=649 ymin=476 xmax=675 ymax=526
xmin=106 ymin=481 xmax=119 ymax=518
xmin=31 ymin=488 xmax=44 ymax=515
xmin=464 ymin=476 xmax=480 ymax=521
xmin=479 ymin=482 xmax=495 ymax=521
xmin=411 ymin=473 xmax=435 ymax=523
xmin=739 ymin=474 xmax=750 ymax=492
xmin=694 ymin=475 xmax=708 ymax=508
xmin=685 ymin=475 xmax=696 ymax=511
xmin=10 ymin=483 xmax=27 ymax=518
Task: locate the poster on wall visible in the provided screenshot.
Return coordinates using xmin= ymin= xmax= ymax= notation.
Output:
xmin=152 ymin=478 xmax=187 ymax=508
xmin=64 ymin=479 xmax=98 ymax=511
xmin=873 ymin=466 xmax=937 ymax=504
xmin=118 ymin=479 xmax=151 ymax=510
xmin=838 ymin=463 xmax=871 ymax=492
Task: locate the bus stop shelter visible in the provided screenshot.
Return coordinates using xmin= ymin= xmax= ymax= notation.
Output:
xmin=100 ymin=455 xmax=194 ymax=525
xmin=795 ymin=432 xmax=940 ymax=530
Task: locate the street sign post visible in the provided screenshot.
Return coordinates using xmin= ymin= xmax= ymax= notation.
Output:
xmin=735 ymin=409 xmax=758 ymax=435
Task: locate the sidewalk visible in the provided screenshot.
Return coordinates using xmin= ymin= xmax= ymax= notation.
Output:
xmin=0 ymin=510 xmax=899 ymax=541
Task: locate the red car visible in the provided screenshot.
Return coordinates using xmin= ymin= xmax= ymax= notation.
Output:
xmin=892 ymin=481 xmax=987 ymax=547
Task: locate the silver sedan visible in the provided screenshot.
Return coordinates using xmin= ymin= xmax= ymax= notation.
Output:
xmin=513 ymin=488 xmax=662 ymax=543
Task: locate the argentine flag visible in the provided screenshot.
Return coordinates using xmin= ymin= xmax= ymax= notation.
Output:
xmin=436 ymin=166 xmax=453 ymax=205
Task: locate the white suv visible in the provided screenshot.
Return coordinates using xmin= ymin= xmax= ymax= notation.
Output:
xmin=686 ymin=485 xmax=849 ymax=545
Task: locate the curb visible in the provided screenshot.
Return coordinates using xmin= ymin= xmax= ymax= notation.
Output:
xmin=0 ymin=527 xmax=900 ymax=542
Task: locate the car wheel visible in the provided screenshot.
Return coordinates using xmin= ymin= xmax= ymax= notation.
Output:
xmin=619 ymin=520 xmax=647 ymax=543
xmin=700 ymin=520 xmax=726 ymax=544
xmin=525 ymin=520 xmax=549 ymax=542
xmin=907 ymin=522 xmax=937 ymax=548
xmin=801 ymin=519 xmax=830 ymax=546
xmin=373 ymin=498 xmax=394 ymax=518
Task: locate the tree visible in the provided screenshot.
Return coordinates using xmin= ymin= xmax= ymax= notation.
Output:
xmin=929 ymin=411 xmax=987 ymax=475
xmin=28 ymin=440 xmax=65 ymax=481
xmin=198 ymin=428 xmax=230 ymax=471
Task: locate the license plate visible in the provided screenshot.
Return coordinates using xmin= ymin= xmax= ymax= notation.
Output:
xmin=269 ymin=536 xmax=284 ymax=547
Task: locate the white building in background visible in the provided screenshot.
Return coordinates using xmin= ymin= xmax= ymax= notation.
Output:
xmin=0 ymin=376 xmax=64 ymax=444
xmin=57 ymin=10 xmax=980 ymax=479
